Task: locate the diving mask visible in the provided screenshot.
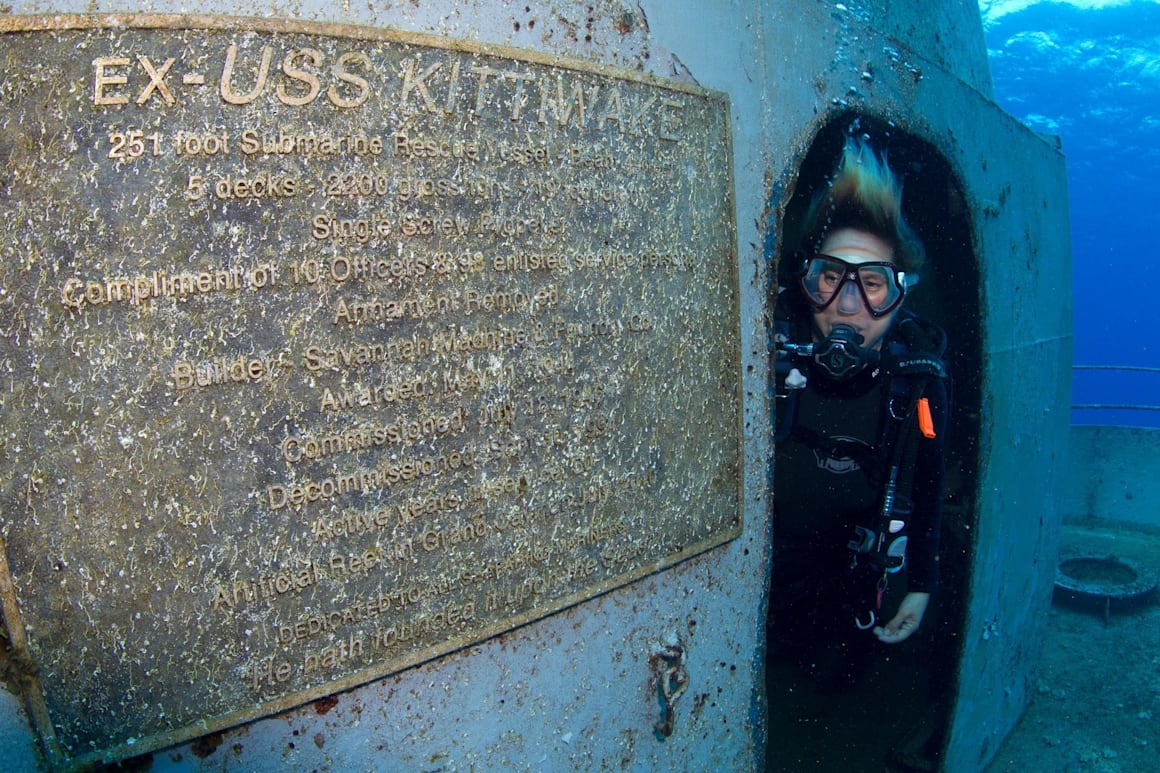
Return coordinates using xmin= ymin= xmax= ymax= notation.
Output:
xmin=799 ymin=253 xmax=916 ymax=318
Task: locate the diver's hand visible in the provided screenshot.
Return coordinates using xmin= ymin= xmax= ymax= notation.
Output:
xmin=873 ymin=592 xmax=930 ymax=644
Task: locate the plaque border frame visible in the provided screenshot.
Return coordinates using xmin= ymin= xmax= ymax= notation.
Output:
xmin=0 ymin=13 xmax=742 ymax=770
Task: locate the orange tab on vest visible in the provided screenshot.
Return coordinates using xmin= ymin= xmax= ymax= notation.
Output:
xmin=917 ymin=397 xmax=936 ymax=439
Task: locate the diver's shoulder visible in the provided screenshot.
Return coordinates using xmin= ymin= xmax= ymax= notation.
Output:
xmin=890 ymin=308 xmax=947 ymax=357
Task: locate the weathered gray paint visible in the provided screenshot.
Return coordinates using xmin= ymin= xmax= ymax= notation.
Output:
xmin=1064 ymin=427 xmax=1160 ymax=530
xmin=0 ymin=2 xmax=1071 ymax=771
xmin=941 ymin=119 xmax=1072 ymax=772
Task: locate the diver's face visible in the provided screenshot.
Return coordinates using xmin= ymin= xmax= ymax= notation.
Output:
xmin=810 ymin=228 xmax=900 ymax=350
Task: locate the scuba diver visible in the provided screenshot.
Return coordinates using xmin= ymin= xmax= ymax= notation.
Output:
xmin=769 ymin=135 xmax=948 ymax=689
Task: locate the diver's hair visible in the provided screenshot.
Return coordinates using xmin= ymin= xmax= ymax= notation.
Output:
xmin=802 ymin=137 xmax=925 ymax=274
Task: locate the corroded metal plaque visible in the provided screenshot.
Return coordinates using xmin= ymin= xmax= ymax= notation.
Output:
xmin=0 ymin=15 xmax=739 ymax=769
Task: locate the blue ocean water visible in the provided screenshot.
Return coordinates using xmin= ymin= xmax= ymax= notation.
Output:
xmin=979 ymin=0 xmax=1160 ymax=428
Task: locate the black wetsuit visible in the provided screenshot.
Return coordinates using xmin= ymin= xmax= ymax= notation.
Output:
xmin=770 ymin=292 xmax=947 ymax=666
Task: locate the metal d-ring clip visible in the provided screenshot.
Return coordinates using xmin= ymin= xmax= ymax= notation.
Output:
xmin=854 ymin=610 xmax=876 ymax=630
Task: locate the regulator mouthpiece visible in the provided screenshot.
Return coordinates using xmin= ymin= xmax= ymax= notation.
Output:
xmin=813 ymin=324 xmax=878 ymax=380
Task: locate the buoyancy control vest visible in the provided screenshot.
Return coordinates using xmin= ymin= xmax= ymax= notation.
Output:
xmin=772 ymin=292 xmax=948 ymax=626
